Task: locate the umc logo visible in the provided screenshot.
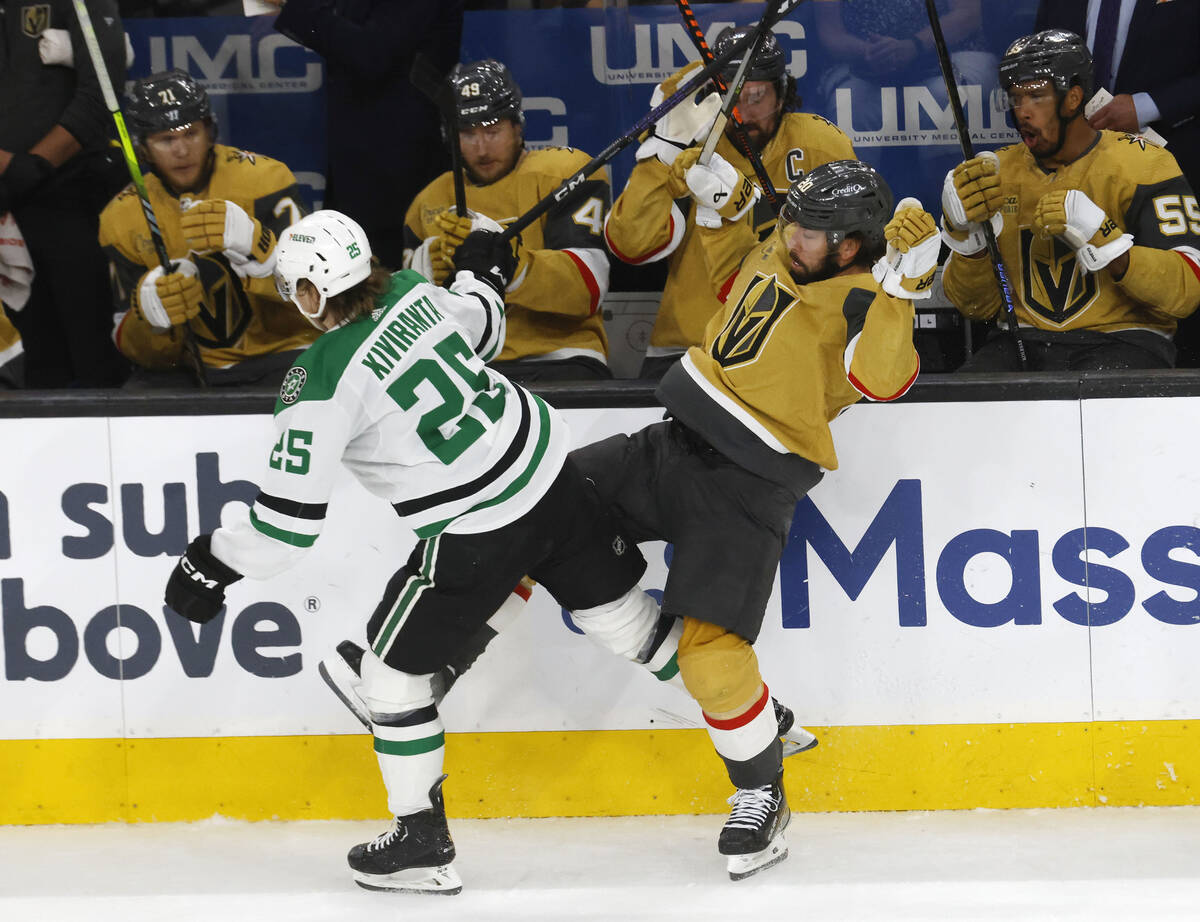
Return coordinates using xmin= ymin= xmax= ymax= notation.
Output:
xmin=833 ymin=85 xmax=1018 ymax=148
xmin=1019 ymin=228 xmax=1098 ymax=325
xmin=142 ymin=33 xmax=322 ymax=94
xmin=590 ymin=20 xmax=807 ymax=85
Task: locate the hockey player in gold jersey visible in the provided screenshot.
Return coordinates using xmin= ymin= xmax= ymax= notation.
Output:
xmin=99 ymin=71 xmax=317 ymax=386
xmin=0 ymin=300 xmax=21 ymax=388
xmin=603 ymin=26 xmax=856 ymax=378
xmin=575 ymin=161 xmax=929 ymax=879
xmin=942 ymin=30 xmax=1200 ymax=370
xmin=404 ymin=60 xmax=610 ymax=382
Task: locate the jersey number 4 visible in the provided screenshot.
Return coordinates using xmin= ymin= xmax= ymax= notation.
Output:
xmin=387 ymin=332 xmax=507 ymax=465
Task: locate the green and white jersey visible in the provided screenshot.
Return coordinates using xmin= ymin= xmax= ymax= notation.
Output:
xmin=211 ymin=269 xmax=569 ymax=579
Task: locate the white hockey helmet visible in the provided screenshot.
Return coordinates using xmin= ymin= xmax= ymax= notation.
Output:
xmin=274 ymin=209 xmax=373 ymax=326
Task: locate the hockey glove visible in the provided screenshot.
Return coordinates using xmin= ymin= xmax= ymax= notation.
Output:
xmin=873 ymin=198 xmax=940 ymax=300
xmin=135 ymin=261 xmax=204 ymax=331
xmin=164 ymin=535 xmax=243 ymax=625
xmin=940 ymin=151 xmax=1004 ymax=256
xmin=636 ymin=61 xmax=722 ymax=168
xmin=181 ymin=200 xmax=277 ymax=277
xmin=430 ymin=209 xmax=475 ymax=286
xmin=1033 ymin=189 xmax=1133 ymax=273
xmin=0 ymin=151 xmax=52 ymax=214
xmin=452 ymin=230 xmax=517 ymax=296
xmin=668 ymin=148 xmax=760 ymax=229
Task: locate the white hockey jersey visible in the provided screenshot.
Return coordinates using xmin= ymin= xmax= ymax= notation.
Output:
xmin=210 ymin=269 xmax=570 ymax=580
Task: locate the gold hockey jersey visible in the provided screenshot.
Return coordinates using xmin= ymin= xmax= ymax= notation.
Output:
xmin=943 ymin=131 xmax=1200 ymax=335
xmin=99 ymin=145 xmax=317 ymax=370
xmin=658 ymin=235 xmax=919 ymax=478
xmin=404 ymin=146 xmax=610 ymax=364
xmin=606 ymin=112 xmax=856 ymax=354
xmin=0 ymin=300 xmax=21 ymax=384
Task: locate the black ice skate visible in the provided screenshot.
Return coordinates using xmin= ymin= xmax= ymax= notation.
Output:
xmin=717 ymin=771 xmax=791 ymax=881
xmin=319 ymin=640 xmax=370 ymax=728
xmin=347 ymin=775 xmax=461 ymax=895
xmin=773 ymin=698 xmax=818 ymax=758
xmin=320 ymin=639 xmax=457 ymax=726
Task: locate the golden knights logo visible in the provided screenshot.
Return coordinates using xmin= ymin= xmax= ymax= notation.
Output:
xmin=1019 ymin=228 xmax=1098 ymax=325
xmin=22 ymin=4 xmax=51 ymax=37
xmin=191 ymin=252 xmax=253 ymax=348
xmin=711 ymin=273 xmax=796 ymax=369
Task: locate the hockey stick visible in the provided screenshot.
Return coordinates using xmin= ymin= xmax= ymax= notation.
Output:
xmin=499 ymin=0 xmax=801 ymax=243
xmin=674 ymin=0 xmax=780 ymax=212
xmin=410 ymin=53 xmax=467 ymax=220
xmin=923 ymin=0 xmax=1027 ymax=369
xmin=71 ymin=0 xmax=208 ymax=387
xmin=697 ymin=0 xmax=782 ymax=167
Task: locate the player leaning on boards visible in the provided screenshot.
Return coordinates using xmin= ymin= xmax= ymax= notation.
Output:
xmin=403 ymin=59 xmax=611 ymax=383
xmin=162 ymin=210 xmax=678 ymax=895
xmin=603 ymin=26 xmax=856 ymax=378
xmin=941 ymin=30 xmax=1200 ymax=371
xmin=568 ymin=160 xmax=932 ymax=880
xmin=99 ymin=70 xmax=317 ymax=387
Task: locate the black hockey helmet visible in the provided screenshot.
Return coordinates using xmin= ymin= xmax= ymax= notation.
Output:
xmin=777 ymin=160 xmax=893 ymax=256
xmin=451 ymin=59 xmax=524 ymax=128
xmin=126 ymin=70 xmax=215 ymax=140
xmin=713 ymin=26 xmax=787 ymax=84
xmin=998 ymin=29 xmax=1093 ymax=100
xmin=711 ymin=26 xmax=797 ymax=117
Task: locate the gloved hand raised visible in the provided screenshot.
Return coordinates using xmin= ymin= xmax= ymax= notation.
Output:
xmin=452 ymin=230 xmax=518 ymax=296
xmin=940 ymin=151 xmax=1003 ymax=256
xmin=164 ymin=535 xmax=243 ymax=625
xmin=636 ymin=61 xmax=722 ymax=168
xmin=1033 ymin=189 xmax=1133 ymax=273
xmin=873 ymin=198 xmax=940 ymax=300
xmin=181 ymin=200 xmax=277 ymax=277
xmin=135 ymin=260 xmax=204 ymax=331
xmin=430 ymin=209 xmax=475 ymax=286
xmin=667 ymin=148 xmax=760 ymax=229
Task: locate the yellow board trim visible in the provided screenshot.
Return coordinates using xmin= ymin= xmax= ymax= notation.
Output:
xmin=2 ymin=721 xmax=1196 ymax=825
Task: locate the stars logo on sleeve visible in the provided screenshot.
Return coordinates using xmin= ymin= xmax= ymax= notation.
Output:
xmin=279 ymin=366 xmax=307 ymax=405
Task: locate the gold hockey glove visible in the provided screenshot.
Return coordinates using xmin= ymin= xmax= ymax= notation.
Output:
xmin=181 ymin=200 xmax=276 ymax=276
xmin=1033 ymin=189 xmax=1134 ymax=273
xmin=873 ymin=198 xmax=940 ymax=299
xmin=940 ymin=152 xmax=1004 ymax=256
xmin=431 ymin=209 xmax=475 ymax=286
xmin=636 ymin=61 xmax=722 ymax=167
xmin=668 ymin=148 xmax=759 ymax=228
xmin=135 ymin=261 xmax=204 ymax=331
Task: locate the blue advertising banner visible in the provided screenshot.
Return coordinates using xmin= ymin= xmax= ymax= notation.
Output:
xmin=123 ymin=15 xmax=327 ymax=213
xmin=461 ymin=1 xmax=1043 ymax=208
xmin=122 ymin=3 xmax=1042 ymax=235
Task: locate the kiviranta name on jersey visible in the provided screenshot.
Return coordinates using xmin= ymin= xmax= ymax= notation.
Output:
xmin=360 ymin=296 xmax=447 ymax=380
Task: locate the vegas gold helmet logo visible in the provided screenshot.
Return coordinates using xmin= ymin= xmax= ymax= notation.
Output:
xmin=22 ymin=4 xmax=50 ymax=37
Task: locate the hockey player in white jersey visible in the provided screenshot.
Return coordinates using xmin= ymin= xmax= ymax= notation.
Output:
xmin=163 ymin=209 xmax=670 ymax=895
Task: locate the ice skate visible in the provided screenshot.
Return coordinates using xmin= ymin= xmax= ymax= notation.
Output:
xmin=322 ymin=639 xmax=458 ymax=719
xmin=717 ymin=771 xmax=791 ymax=881
xmin=319 ymin=640 xmax=370 ymax=728
xmin=348 ymin=775 xmax=461 ymax=895
xmin=773 ymin=698 xmax=818 ymax=757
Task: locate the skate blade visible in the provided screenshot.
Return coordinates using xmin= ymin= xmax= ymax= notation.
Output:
xmin=353 ymin=863 xmax=463 ymax=895
xmin=318 ymin=660 xmax=370 ymax=730
xmin=781 ymin=727 xmax=818 ymax=758
xmin=726 ymin=835 xmax=789 ymax=882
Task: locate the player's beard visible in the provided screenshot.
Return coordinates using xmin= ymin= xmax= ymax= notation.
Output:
xmin=788 ymin=249 xmax=843 ymax=285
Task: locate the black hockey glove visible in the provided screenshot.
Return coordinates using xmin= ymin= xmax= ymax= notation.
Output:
xmin=0 ymin=152 xmax=52 ymax=214
xmin=451 ymin=230 xmax=517 ymax=296
xmin=164 ymin=535 xmax=243 ymax=625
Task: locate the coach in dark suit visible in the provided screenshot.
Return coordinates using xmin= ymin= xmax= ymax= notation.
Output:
xmin=1036 ymin=0 xmax=1200 ymax=189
